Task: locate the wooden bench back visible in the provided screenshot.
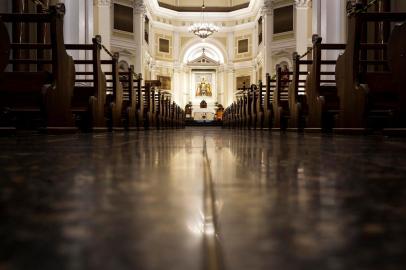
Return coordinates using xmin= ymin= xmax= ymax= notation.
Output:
xmin=336 ymin=9 xmax=406 ymax=128
xmin=273 ymin=65 xmax=292 ymax=109
xmin=264 ymin=73 xmax=276 ymax=112
xmin=0 ymin=4 xmax=75 ymax=127
xmin=0 ymin=17 xmax=10 ymax=72
xmin=65 ymin=36 xmax=105 ymax=102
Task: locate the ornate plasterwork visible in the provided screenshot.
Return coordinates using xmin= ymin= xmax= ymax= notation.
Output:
xmin=133 ymin=0 xmax=146 ymax=14
xmin=261 ymin=0 xmax=273 ymax=15
xmin=187 ymin=51 xmax=220 ymax=67
xmin=295 ymin=0 xmax=312 ymax=8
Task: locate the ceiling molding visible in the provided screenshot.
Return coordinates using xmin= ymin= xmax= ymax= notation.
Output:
xmin=157 ymin=1 xmax=250 ymax=13
xmin=146 ymin=0 xmax=263 ymax=21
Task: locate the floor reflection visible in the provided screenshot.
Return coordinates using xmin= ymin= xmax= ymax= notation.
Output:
xmin=207 ymin=130 xmax=406 ymax=270
xmin=0 ymin=129 xmax=406 ymax=270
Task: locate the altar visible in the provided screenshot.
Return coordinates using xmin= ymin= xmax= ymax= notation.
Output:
xmin=189 ymin=70 xmax=217 ymax=116
xmin=193 ymin=112 xmax=215 ymax=121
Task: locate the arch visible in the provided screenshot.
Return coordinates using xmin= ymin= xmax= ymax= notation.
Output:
xmin=118 ymin=60 xmax=130 ymax=71
xmin=275 ymin=57 xmax=293 ymax=69
xmin=180 ymin=38 xmax=228 ymax=64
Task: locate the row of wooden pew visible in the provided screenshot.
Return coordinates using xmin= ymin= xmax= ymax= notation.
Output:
xmin=0 ymin=4 xmax=185 ymax=133
xmin=224 ymin=6 xmax=406 ymax=135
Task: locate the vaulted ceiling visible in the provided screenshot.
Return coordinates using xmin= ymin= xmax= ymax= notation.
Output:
xmin=158 ymin=0 xmax=251 ymax=12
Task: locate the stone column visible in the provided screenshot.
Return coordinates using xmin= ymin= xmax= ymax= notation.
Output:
xmin=251 ymin=64 xmax=257 ymax=85
xmin=252 ymin=20 xmax=258 ymax=57
xmin=312 ymin=0 xmax=321 ymax=37
xmin=173 ymin=64 xmax=181 ymax=105
xmin=227 ymin=67 xmax=235 ymax=106
xmin=226 ymin=31 xmax=235 ymax=106
xmin=262 ymin=0 xmax=273 ymax=78
xmin=315 ymin=0 xmax=346 ymax=44
xmin=227 ymin=32 xmax=234 ymax=65
xmin=295 ymin=0 xmax=312 ymax=55
xmin=221 ymin=67 xmax=227 ymax=106
xmin=313 ymin=0 xmax=347 ymax=76
xmin=216 ymin=68 xmax=223 ymax=106
xmin=93 ymin=0 xmax=112 ymax=59
xmin=64 ymin=0 xmax=93 ymax=66
xmin=150 ymin=64 xmax=158 ymax=80
xmin=64 ymin=0 xmax=93 ymax=44
xmin=172 ymin=32 xmax=181 ymax=105
xmin=133 ymin=0 xmax=145 ymax=75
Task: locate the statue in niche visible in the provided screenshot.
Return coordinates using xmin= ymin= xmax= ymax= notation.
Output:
xmin=196 ymin=77 xmax=213 ymax=97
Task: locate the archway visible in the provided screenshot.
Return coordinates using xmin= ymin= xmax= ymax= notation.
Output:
xmin=179 ymin=40 xmax=228 ymax=122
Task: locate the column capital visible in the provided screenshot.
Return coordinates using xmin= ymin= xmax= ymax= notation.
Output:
xmin=133 ymin=0 xmax=146 ymax=14
xmin=295 ymin=0 xmax=312 ymax=8
xmin=93 ymin=0 xmax=112 ymax=7
xmin=261 ymin=0 xmax=273 ymax=15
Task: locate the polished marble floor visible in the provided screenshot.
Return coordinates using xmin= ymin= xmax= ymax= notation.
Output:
xmin=1 ymin=128 xmax=406 ymax=270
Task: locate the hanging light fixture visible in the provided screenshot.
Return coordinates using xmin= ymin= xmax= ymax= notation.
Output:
xmin=189 ymin=0 xmax=219 ymax=40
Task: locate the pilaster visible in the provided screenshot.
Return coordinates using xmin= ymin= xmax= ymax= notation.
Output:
xmin=133 ymin=0 xmax=146 ymax=75
xmin=261 ymin=0 xmax=273 ymax=78
xmin=295 ymin=0 xmax=312 ymax=54
xmin=93 ymin=0 xmax=112 ymax=59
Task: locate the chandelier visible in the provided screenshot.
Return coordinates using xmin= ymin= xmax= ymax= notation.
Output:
xmin=189 ymin=0 xmax=219 ymax=40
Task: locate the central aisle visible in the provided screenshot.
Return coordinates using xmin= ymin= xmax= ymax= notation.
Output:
xmin=1 ymin=128 xmax=406 ymax=270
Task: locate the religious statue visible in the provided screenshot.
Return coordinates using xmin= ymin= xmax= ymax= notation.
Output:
xmin=196 ymin=77 xmax=213 ymax=97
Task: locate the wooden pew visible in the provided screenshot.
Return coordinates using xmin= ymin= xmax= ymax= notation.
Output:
xmin=227 ymin=103 xmax=236 ymax=128
xmin=236 ymin=97 xmax=244 ymax=129
xmin=272 ymin=66 xmax=292 ymax=130
xmin=178 ymin=105 xmax=185 ymax=128
xmin=172 ymin=102 xmax=183 ymax=129
xmin=165 ymin=95 xmax=172 ymax=128
xmin=0 ymin=4 xmax=76 ymax=132
xmin=103 ymin=52 xmax=124 ymax=131
xmin=161 ymin=94 xmax=170 ymax=128
xmin=65 ymin=36 xmax=108 ymax=131
xmin=303 ymin=36 xmax=346 ymax=132
xmin=133 ymin=72 xmax=144 ymax=129
xmin=229 ymin=104 xmax=235 ymax=128
xmin=234 ymin=85 xmax=245 ymax=128
xmin=257 ymin=74 xmax=276 ymax=129
xmin=223 ymin=75 xmax=275 ymax=130
xmin=223 ymin=104 xmax=233 ymax=128
xmin=119 ymin=66 xmax=143 ymax=130
xmin=243 ymin=85 xmax=253 ymax=129
xmin=143 ymin=80 xmax=160 ymax=129
xmin=250 ymin=84 xmax=259 ymax=129
xmin=286 ymin=52 xmax=310 ymax=131
xmin=286 ymin=37 xmax=344 ymax=132
xmin=170 ymin=102 xmax=176 ymax=128
xmin=335 ymin=7 xmax=406 ymax=134
xmin=155 ymin=90 xmax=164 ymax=129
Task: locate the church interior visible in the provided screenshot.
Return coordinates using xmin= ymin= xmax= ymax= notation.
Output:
xmin=1 ymin=0 xmax=406 ymax=269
